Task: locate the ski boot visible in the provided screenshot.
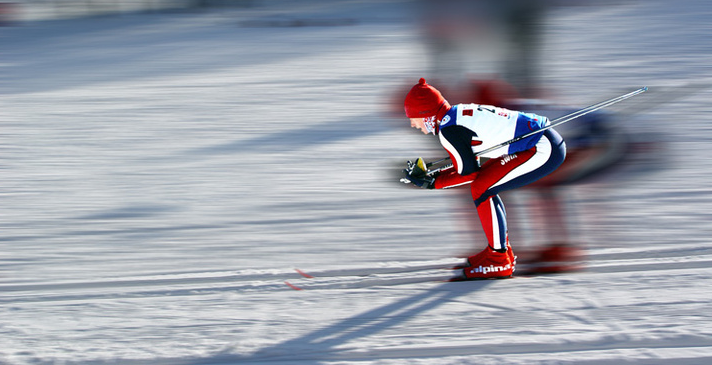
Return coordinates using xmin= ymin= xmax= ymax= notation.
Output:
xmin=460 ymin=246 xmax=515 ymax=280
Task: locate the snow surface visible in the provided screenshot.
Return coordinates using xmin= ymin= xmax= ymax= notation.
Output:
xmin=2 ymin=0 xmax=712 ymax=364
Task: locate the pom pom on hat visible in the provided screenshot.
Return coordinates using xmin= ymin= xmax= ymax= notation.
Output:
xmin=404 ymin=78 xmax=447 ymax=118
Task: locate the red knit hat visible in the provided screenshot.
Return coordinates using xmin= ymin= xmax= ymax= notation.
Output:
xmin=404 ymin=78 xmax=448 ymax=118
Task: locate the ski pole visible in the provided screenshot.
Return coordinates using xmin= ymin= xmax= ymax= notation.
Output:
xmin=426 ymin=86 xmax=648 ymax=176
xmin=425 ymin=157 xmax=450 ymax=168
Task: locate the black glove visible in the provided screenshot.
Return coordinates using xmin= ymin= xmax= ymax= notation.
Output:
xmin=405 ymin=172 xmax=436 ymax=189
xmin=400 ymin=158 xmax=436 ymax=189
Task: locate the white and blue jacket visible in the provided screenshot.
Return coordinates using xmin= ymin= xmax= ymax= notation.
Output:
xmin=438 ymin=104 xmax=549 ymax=175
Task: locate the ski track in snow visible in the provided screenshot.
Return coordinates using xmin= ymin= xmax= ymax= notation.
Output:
xmin=2 ymin=0 xmax=712 ymax=364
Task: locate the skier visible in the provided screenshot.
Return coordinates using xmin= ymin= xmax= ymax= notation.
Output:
xmin=401 ymin=78 xmax=567 ymax=279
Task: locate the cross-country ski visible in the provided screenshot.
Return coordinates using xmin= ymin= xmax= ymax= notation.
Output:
xmin=285 ymin=269 xmax=464 ymax=291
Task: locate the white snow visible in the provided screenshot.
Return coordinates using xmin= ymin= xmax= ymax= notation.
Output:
xmin=2 ymin=0 xmax=712 ymax=364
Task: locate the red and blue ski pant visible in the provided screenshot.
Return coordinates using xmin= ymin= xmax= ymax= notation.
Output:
xmin=438 ymin=129 xmax=566 ymax=251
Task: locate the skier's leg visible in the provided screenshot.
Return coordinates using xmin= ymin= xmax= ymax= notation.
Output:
xmin=469 ymin=148 xmax=537 ymax=255
xmin=476 ymin=194 xmax=508 ymax=252
xmin=463 ymin=129 xmax=565 ymax=278
xmin=462 ymin=192 xmax=514 ymax=279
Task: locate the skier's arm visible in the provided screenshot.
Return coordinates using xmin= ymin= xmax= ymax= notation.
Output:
xmin=433 ymin=166 xmax=477 ymax=189
xmin=438 ymin=125 xmax=480 ymax=175
xmin=429 ymin=126 xmax=480 ymax=189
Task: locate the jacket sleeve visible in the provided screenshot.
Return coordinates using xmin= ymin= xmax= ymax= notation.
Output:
xmin=433 ymin=165 xmax=478 ymax=189
xmin=438 ymin=125 xmax=480 ymax=176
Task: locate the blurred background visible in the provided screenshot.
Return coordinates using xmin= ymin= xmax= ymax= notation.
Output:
xmin=2 ymin=0 xmax=711 ymax=297
xmin=2 ymin=0 xmax=712 ymax=363
xmin=3 ymin=0 xmax=712 ymax=292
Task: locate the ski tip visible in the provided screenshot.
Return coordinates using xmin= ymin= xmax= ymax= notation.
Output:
xmin=641 ymin=86 xmax=649 ymax=92
xmin=285 ymin=281 xmax=303 ymax=290
xmin=295 ymin=268 xmax=314 ymax=279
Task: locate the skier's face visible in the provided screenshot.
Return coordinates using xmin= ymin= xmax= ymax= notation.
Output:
xmin=409 ymin=118 xmax=429 ymax=134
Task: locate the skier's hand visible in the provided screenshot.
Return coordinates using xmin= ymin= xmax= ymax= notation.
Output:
xmin=400 ymin=158 xmax=436 ymax=189
xmin=403 ymin=172 xmax=435 ymax=189
xmin=407 ymin=157 xmax=429 ymax=178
